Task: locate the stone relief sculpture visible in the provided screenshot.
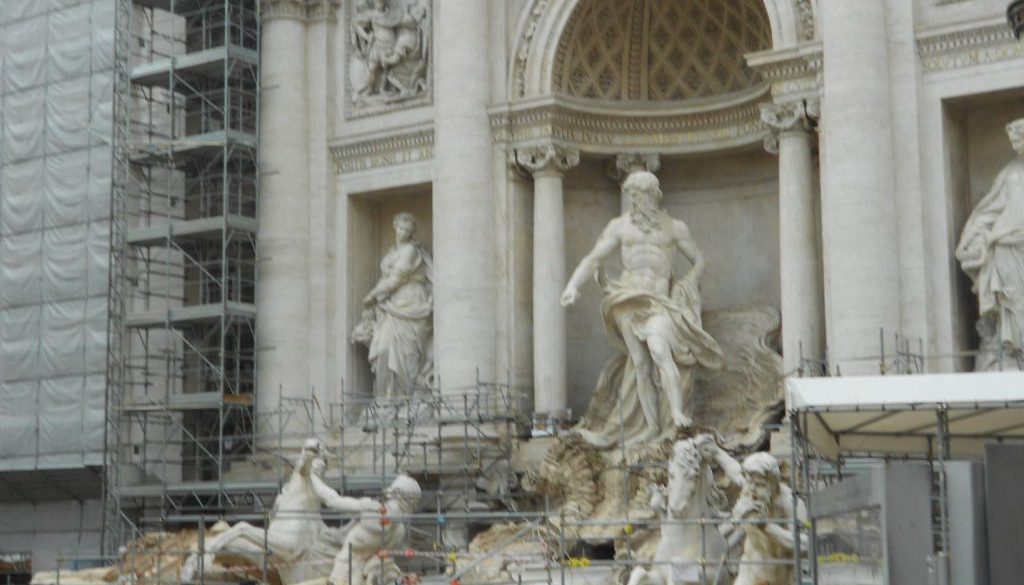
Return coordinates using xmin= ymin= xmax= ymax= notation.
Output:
xmin=329 ymin=475 xmax=422 ymax=585
xmin=956 ymin=119 xmax=1024 ymax=370
xmin=561 ymin=171 xmax=726 ymax=447
xmin=352 ymin=212 xmax=435 ymax=398
xmin=731 ymin=453 xmax=806 ymax=585
xmin=349 ymin=0 xmax=430 ymax=108
xmin=181 ymin=439 xmax=380 ymax=585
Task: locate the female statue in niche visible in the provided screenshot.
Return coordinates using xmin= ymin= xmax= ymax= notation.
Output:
xmin=353 ymin=212 xmax=434 ymax=398
xmin=956 ymin=119 xmax=1024 ymax=370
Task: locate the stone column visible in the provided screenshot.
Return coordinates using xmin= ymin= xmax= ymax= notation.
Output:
xmin=516 ymin=145 xmax=580 ymax=422
xmin=433 ymin=0 xmax=496 ymax=391
xmin=611 ymin=154 xmax=660 ymax=213
xmin=761 ymin=101 xmax=824 ymax=375
xmin=257 ymin=0 xmax=309 ymax=438
xmin=819 ymin=0 xmax=900 ymax=374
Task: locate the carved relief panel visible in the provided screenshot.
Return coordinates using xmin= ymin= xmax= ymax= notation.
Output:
xmin=346 ymin=0 xmax=432 ymax=117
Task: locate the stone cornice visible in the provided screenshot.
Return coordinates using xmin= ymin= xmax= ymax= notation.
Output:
xmin=746 ymin=43 xmax=823 ymax=103
xmin=917 ymin=17 xmax=1024 ymax=73
xmin=329 ymin=124 xmax=434 ymax=174
xmin=490 ymin=94 xmax=771 ymax=155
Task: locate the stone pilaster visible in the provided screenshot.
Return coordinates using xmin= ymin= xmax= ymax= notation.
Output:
xmin=516 ymin=145 xmax=580 ymax=422
xmin=761 ymin=100 xmax=824 ymax=374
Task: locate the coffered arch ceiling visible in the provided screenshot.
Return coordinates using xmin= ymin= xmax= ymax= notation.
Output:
xmin=553 ymin=0 xmax=773 ymax=104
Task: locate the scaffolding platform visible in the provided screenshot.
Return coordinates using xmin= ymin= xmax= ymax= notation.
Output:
xmin=129 ymin=131 xmax=257 ymax=165
xmin=121 ymin=391 xmax=254 ymax=413
xmin=131 ymin=45 xmax=258 ymax=87
xmin=126 ymin=215 xmax=257 ymax=246
xmin=126 ymin=302 xmax=256 ymax=328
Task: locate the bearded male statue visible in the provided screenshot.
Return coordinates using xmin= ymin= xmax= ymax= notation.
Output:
xmin=731 ymin=453 xmax=806 ymax=585
xmin=561 ymin=171 xmax=725 ymax=448
xmin=956 ymin=118 xmax=1024 ymax=370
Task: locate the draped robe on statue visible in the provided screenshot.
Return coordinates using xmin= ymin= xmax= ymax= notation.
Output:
xmin=365 ymin=242 xmax=434 ymax=398
xmin=956 ymin=158 xmax=1024 ymax=356
xmin=576 ymin=270 xmax=725 ymax=448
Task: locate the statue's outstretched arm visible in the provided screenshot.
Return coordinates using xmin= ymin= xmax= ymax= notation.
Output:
xmin=311 ymin=474 xmax=379 ymax=514
xmin=713 ymin=448 xmax=745 ymax=488
xmin=562 ymin=221 xmax=621 ymax=305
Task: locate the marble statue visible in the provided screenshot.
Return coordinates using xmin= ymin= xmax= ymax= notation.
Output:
xmin=353 ymin=212 xmax=434 ymax=398
xmin=181 ymin=439 xmax=380 ymax=585
xmin=956 ymin=119 xmax=1024 ymax=370
xmin=561 ymin=171 xmax=725 ymax=447
xmin=350 ymin=0 xmax=430 ymax=105
xmin=626 ymin=434 xmax=743 ymax=585
xmin=731 ymin=453 xmax=806 ymax=585
xmin=329 ymin=474 xmax=422 ymax=585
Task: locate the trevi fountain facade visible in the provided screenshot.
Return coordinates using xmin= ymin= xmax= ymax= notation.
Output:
xmin=26 ymin=0 xmax=1024 ymax=584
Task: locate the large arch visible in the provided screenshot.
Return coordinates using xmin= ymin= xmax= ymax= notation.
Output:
xmin=509 ymin=0 xmax=806 ymax=102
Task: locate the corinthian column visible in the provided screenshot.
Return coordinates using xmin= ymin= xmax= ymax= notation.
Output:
xmin=517 ymin=145 xmax=580 ymax=423
xmin=820 ymin=0 xmax=901 ymax=374
xmin=434 ymin=0 xmax=496 ymax=391
xmin=257 ymin=0 xmax=309 ymax=439
xmin=761 ymin=100 xmax=824 ymax=375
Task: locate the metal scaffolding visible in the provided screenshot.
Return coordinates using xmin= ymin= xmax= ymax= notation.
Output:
xmin=105 ymin=0 xmax=260 ymax=548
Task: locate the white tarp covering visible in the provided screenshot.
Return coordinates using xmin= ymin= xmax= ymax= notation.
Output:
xmin=787 ymin=372 xmax=1024 ymax=458
xmin=0 ymin=0 xmax=115 ymax=471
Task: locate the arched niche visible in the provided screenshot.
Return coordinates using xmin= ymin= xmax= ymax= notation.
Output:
xmin=510 ymin=0 xmax=806 ymax=103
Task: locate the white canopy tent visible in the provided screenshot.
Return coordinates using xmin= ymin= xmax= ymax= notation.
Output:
xmin=786 ymin=372 xmax=1024 ymax=460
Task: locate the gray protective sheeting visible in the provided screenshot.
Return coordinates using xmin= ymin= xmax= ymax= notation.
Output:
xmin=0 ymin=0 xmax=115 ymax=471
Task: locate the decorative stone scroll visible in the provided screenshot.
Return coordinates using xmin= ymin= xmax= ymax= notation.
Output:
xmin=759 ymin=99 xmax=818 ymax=154
xmin=348 ymin=0 xmax=431 ymax=114
xmin=515 ymin=144 xmax=580 ymax=177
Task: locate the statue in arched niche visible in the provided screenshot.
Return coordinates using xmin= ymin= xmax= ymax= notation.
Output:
xmin=956 ymin=119 xmax=1024 ymax=370
xmin=353 ymin=212 xmax=435 ymax=398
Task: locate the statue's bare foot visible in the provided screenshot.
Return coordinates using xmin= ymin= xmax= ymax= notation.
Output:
xmin=672 ymin=411 xmax=693 ymax=428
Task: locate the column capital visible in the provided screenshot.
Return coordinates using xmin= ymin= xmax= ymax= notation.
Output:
xmin=760 ymin=99 xmax=819 ymax=154
xmin=306 ymin=0 xmax=340 ymax=22
xmin=610 ymin=153 xmax=661 ymax=183
xmin=261 ymin=0 xmax=339 ymax=21
xmin=516 ymin=144 xmax=580 ymax=178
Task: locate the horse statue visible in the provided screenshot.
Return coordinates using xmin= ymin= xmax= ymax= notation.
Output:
xmin=626 ymin=434 xmax=740 ymax=585
xmin=181 ymin=439 xmax=376 ymax=585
